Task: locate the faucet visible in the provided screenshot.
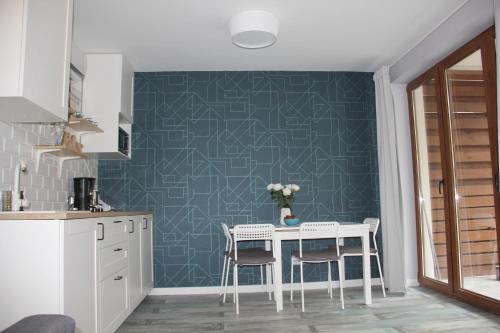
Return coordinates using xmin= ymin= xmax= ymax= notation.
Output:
xmin=13 ymin=160 xmax=28 ymax=211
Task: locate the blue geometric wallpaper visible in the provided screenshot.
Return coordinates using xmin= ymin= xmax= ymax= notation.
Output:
xmin=98 ymin=71 xmax=380 ymax=288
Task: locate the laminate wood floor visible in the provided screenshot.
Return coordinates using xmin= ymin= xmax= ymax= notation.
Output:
xmin=117 ymin=287 xmax=500 ymax=333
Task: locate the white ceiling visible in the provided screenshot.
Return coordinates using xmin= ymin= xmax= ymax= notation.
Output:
xmin=73 ymin=0 xmax=467 ymax=72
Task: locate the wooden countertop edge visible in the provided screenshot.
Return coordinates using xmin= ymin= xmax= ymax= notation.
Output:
xmin=0 ymin=211 xmax=152 ymax=220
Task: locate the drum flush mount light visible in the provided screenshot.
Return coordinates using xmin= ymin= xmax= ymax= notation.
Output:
xmin=229 ymin=10 xmax=279 ymax=49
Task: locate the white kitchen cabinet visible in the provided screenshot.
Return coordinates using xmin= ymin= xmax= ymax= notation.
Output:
xmin=0 ymin=0 xmax=73 ymax=123
xmin=100 ymin=267 xmax=129 ymax=333
xmin=0 ymin=214 xmax=153 ymax=333
xmin=81 ymin=54 xmax=134 ymax=159
xmin=0 ymin=218 xmax=97 ymax=333
xmin=141 ymin=215 xmax=154 ymax=296
xmin=128 ymin=216 xmax=143 ymax=309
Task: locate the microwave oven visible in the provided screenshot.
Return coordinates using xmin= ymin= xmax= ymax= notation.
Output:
xmin=118 ymin=127 xmax=129 ymax=156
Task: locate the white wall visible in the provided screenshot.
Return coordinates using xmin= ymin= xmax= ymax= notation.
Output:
xmin=0 ymin=122 xmax=97 ymax=210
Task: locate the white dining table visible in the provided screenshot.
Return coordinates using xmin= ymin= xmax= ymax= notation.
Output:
xmin=232 ymin=223 xmax=372 ymax=311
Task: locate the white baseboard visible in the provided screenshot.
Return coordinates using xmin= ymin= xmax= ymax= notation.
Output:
xmin=150 ymin=278 xmax=383 ymax=296
xmin=406 ymin=278 xmax=419 ymax=287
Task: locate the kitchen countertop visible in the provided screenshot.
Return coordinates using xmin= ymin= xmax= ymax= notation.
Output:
xmin=0 ymin=211 xmax=151 ymax=220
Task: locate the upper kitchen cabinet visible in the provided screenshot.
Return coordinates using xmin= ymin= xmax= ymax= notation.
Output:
xmin=0 ymin=0 xmax=73 ymax=123
xmin=81 ymin=54 xmax=134 ymax=159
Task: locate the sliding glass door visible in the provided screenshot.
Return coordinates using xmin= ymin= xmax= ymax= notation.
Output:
xmin=409 ymin=71 xmax=452 ymax=290
xmin=409 ymin=26 xmax=500 ymax=312
xmin=442 ymin=35 xmax=500 ymax=304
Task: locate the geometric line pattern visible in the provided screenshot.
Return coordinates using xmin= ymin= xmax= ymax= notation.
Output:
xmin=99 ymin=71 xmax=380 ymax=287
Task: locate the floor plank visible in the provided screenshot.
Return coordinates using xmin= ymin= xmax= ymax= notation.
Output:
xmin=117 ymin=287 xmax=500 ymax=332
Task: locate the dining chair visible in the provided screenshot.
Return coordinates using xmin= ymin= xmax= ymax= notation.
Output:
xmin=339 ymin=217 xmax=386 ymax=297
xmin=232 ymin=224 xmax=277 ymax=314
xmin=292 ymin=222 xmax=344 ymax=312
xmin=219 ymin=223 xmax=271 ymax=304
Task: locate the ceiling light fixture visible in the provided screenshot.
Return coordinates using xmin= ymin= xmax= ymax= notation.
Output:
xmin=229 ymin=10 xmax=279 ymax=49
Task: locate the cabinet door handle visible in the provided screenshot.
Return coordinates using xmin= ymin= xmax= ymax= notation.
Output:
xmin=143 ymin=218 xmax=148 ymax=230
xmin=97 ymin=223 xmax=104 ymax=241
xmin=114 ymin=248 xmax=123 ymax=252
xmin=114 ymin=276 xmax=123 ymax=281
xmin=129 ymin=219 xmax=134 ymax=233
xmin=113 ymin=220 xmax=123 ymax=224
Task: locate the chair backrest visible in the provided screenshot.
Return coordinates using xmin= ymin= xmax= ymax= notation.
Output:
xmin=363 ymin=218 xmax=380 ymax=249
xmin=233 ymin=224 xmax=275 ymax=260
xmin=299 ymin=222 xmax=340 ymax=257
xmin=221 ymin=223 xmax=232 ymax=252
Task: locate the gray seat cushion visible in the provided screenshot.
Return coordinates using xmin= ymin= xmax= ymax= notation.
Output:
xmin=292 ymin=249 xmax=340 ymax=262
xmin=234 ymin=251 xmax=275 ymax=265
xmin=4 ymin=315 xmax=75 ymax=333
xmin=339 ymin=246 xmax=377 ymax=255
xmin=225 ymin=247 xmax=267 ymax=257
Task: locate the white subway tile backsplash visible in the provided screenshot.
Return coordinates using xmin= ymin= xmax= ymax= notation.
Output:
xmin=0 ymin=122 xmax=97 ymax=210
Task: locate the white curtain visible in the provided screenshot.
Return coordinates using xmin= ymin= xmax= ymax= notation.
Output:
xmin=391 ymin=84 xmax=418 ymax=288
xmin=373 ymin=67 xmax=411 ymax=293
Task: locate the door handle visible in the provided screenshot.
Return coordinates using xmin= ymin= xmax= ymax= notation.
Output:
xmin=438 ymin=179 xmax=444 ymax=195
xmin=114 ymin=276 xmax=123 ymax=281
xmin=97 ymin=223 xmax=104 ymax=241
xmin=113 ymin=248 xmax=123 ymax=252
xmin=143 ymin=217 xmax=148 ymax=230
xmin=495 ymin=173 xmax=499 ymax=193
xmin=129 ymin=219 xmax=134 ymax=233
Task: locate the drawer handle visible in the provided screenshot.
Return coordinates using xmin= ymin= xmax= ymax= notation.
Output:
xmin=113 ymin=220 xmax=123 ymax=224
xmin=114 ymin=276 xmax=123 ymax=281
xmin=97 ymin=223 xmax=104 ymax=241
xmin=129 ymin=219 xmax=134 ymax=233
xmin=114 ymin=248 xmax=123 ymax=252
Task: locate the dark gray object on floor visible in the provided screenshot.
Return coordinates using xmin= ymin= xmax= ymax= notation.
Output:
xmin=3 ymin=315 xmax=75 ymax=333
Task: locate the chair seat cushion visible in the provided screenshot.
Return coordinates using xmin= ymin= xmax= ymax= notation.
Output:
xmin=292 ymin=249 xmax=340 ymax=262
xmin=234 ymin=251 xmax=275 ymax=265
xmin=225 ymin=247 xmax=267 ymax=257
xmin=339 ymin=246 xmax=377 ymax=255
xmin=4 ymin=315 xmax=75 ymax=333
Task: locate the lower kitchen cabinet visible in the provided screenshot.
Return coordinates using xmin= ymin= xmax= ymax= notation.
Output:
xmin=0 ymin=214 xmax=153 ymax=333
xmin=141 ymin=215 xmax=154 ymax=297
xmin=100 ymin=268 xmax=130 ymax=333
xmin=128 ymin=216 xmax=143 ymax=309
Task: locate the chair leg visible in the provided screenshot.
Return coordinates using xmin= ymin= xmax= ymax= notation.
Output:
xmin=223 ymin=257 xmax=231 ymax=303
xmin=220 ymin=255 xmax=228 ymax=296
xmin=338 ymin=260 xmax=344 ymax=309
xmin=290 ymin=260 xmax=294 ymax=301
xmin=339 ymin=256 xmax=345 ymax=290
xmin=234 ymin=264 xmax=239 ymax=314
xmin=300 ymin=261 xmax=305 ymax=312
xmin=375 ymin=253 xmax=386 ymax=297
xmin=327 ymin=261 xmax=332 ymax=299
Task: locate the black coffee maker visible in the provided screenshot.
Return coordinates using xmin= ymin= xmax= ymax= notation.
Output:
xmin=73 ymin=177 xmax=96 ymax=211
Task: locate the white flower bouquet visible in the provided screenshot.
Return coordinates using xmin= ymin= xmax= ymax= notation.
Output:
xmin=266 ymin=183 xmax=300 ymax=209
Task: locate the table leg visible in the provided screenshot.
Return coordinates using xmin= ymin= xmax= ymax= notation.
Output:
xmin=274 ymin=237 xmax=283 ymax=311
xmin=362 ymin=229 xmax=372 ymax=305
xmin=265 ymin=240 xmax=272 ymax=296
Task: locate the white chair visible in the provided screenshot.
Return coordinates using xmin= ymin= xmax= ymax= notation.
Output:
xmin=232 ymin=224 xmax=278 ymax=314
xmin=340 ymin=217 xmax=386 ymax=297
xmin=219 ymin=223 xmax=271 ymax=304
xmin=292 ymin=222 xmax=344 ymax=312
